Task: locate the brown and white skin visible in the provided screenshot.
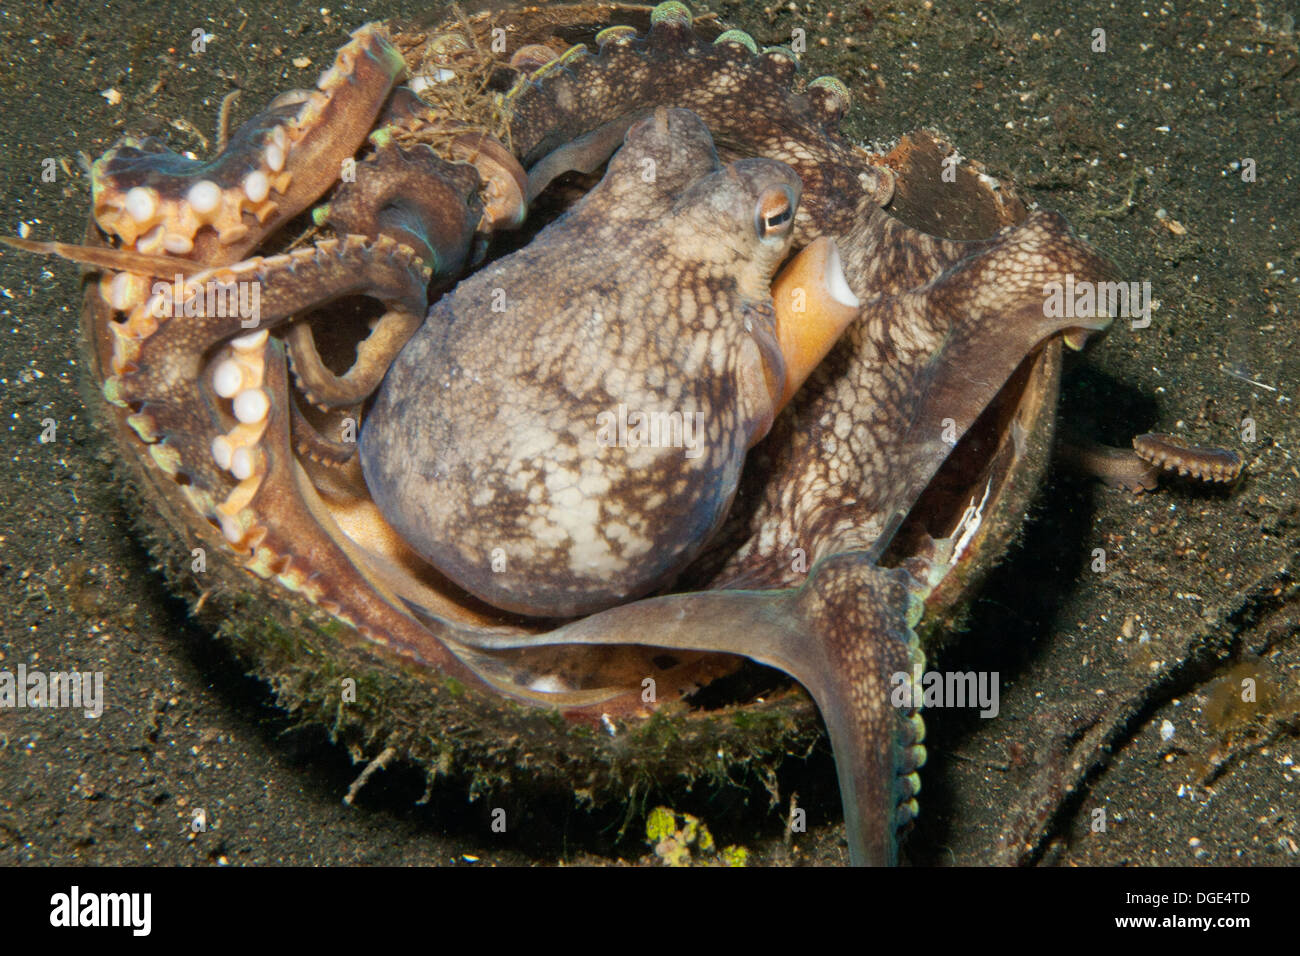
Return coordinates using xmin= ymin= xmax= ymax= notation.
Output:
xmin=10 ymin=4 xmax=1193 ymax=867
xmin=361 ymin=108 xmax=806 ymax=619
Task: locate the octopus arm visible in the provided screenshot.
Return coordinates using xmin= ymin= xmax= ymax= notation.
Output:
xmin=863 ymin=211 xmax=1116 ymax=535
xmin=444 ymin=550 xmax=928 ymax=866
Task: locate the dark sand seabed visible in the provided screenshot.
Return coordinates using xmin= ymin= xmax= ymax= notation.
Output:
xmin=0 ymin=0 xmax=1295 ymax=866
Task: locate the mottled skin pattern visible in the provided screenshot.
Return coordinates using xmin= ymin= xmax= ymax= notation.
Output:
xmin=16 ymin=4 xmax=1134 ymax=866
xmin=494 ymin=7 xmax=1114 ymax=594
xmin=459 ymin=3 xmax=1115 ymax=863
xmin=718 ymin=214 xmax=1114 ymax=589
xmin=362 ymin=108 xmax=799 ymax=617
xmin=508 ymin=13 xmax=889 ymax=253
xmin=284 ymin=143 xmax=483 ymax=410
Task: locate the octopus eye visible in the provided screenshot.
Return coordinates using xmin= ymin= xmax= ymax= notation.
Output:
xmin=754 ymin=186 xmax=795 ymax=241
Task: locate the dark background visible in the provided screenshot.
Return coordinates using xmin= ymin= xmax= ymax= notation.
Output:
xmin=0 ymin=0 xmax=1296 ymax=865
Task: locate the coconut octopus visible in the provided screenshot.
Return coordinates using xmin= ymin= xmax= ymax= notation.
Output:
xmin=8 ymin=2 xmax=1241 ymax=865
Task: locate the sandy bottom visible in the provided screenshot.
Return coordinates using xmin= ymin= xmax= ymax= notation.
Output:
xmin=0 ymin=0 xmax=1296 ymax=866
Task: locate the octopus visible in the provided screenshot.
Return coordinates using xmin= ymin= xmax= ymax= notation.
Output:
xmin=6 ymin=3 xmax=1240 ymax=864
xmin=362 ymin=107 xmax=809 ymax=617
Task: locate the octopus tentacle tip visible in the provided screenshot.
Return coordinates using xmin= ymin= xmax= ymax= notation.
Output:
xmin=1 ymin=235 xmax=201 ymax=279
xmin=1133 ymin=433 xmax=1243 ymax=484
xmin=449 ymin=132 xmax=528 ymax=230
xmin=783 ymin=556 xmax=929 ymax=866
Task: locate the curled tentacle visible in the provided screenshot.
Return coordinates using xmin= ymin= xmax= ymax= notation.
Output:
xmin=290 ymin=399 xmax=360 ymax=467
xmin=1059 ymin=433 xmax=1242 ymax=491
xmin=325 ymin=141 xmax=482 ymax=275
xmin=284 ymin=304 xmax=423 ymax=411
xmin=447 ymin=132 xmax=527 ymax=230
xmin=107 ymin=236 xmax=429 ymax=524
xmin=111 ymin=235 xmax=429 ymax=386
xmin=369 ymin=90 xmax=527 ymax=232
xmin=284 ymin=141 xmax=479 ymax=409
xmin=1133 ymin=432 xmax=1243 ymax=483
xmin=446 ymin=550 xmax=931 ymax=865
xmin=91 ymin=23 xmax=405 ymax=266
